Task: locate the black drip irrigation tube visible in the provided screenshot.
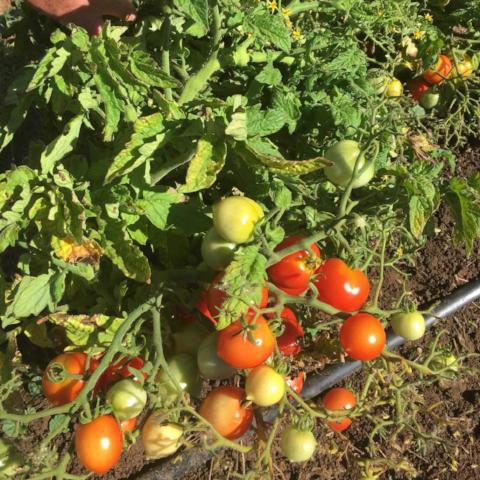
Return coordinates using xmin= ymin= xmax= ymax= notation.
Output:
xmin=135 ymin=277 xmax=480 ymax=480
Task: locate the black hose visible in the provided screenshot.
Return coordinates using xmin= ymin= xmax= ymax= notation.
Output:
xmin=302 ymin=277 xmax=480 ymax=399
xmin=134 ymin=277 xmax=480 ymax=479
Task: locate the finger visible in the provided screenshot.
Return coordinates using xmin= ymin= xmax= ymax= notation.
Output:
xmin=60 ymin=13 xmax=103 ymax=36
xmin=101 ymin=0 xmax=136 ymax=21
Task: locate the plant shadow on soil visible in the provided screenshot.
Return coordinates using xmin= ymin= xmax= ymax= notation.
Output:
xmin=13 ymin=144 xmax=480 ymax=480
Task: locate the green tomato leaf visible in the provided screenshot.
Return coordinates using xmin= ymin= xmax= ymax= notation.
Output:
xmin=179 ymin=137 xmax=227 ymax=193
xmin=40 ymin=115 xmax=83 ymax=174
xmin=103 ymin=221 xmax=151 ymax=283
xmin=129 ymin=51 xmax=178 ymax=88
xmin=136 ymin=189 xmax=182 ymax=230
xmin=446 ymin=177 xmax=480 ymax=255
xmin=7 ymin=273 xmax=55 ymax=319
xmin=104 ymin=113 xmax=165 ymax=183
xmin=174 ymin=0 xmax=209 ymax=33
xmin=215 ymin=245 xmax=267 ymax=330
xmin=244 ymin=10 xmax=291 ymax=53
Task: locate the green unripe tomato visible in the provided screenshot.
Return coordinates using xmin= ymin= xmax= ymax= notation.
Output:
xmin=212 ymin=196 xmax=264 ymax=244
xmin=159 ymin=353 xmax=202 ymax=399
xmin=173 ymin=323 xmax=210 ymax=356
xmin=280 ymin=427 xmax=316 ymax=462
xmin=420 ymin=92 xmax=440 ymax=109
xmin=390 ymin=311 xmax=426 ymax=341
xmin=324 ymin=140 xmax=375 ymax=189
xmin=106 ymin=379 xmax=147 ymax=421
xmin=197 ymin=332 xmax=236 ymax=380
xmin=201 ymin=228 xmax=236 ymax=270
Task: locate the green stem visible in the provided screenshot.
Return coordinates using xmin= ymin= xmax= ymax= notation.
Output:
xmin=160 ymin=5 xmax=173 ymax=101
xmin=0 ymin=300 xmax=154 ymax=423
xmin=178 ymin=2 xmax=222 ymax=105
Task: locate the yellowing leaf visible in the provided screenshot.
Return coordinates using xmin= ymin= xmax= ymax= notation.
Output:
xmin=180 ymin=137 xmax=226 ymax=193
xmin=52 ymin=236 xmax=103 ymax=264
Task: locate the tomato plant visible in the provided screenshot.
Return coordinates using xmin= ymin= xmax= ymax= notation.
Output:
xmin=322 ymin=387 xmax=357 ymax=432
xmin=280 ymin=427 xmax=316 ymax=462
xmin=217 ymin=316 xmax=275 ymax=369
xmin=339 ymin=314 xmax=386 ymax=361
xmin=42 ymin=352 xmax=87 ymax=406
xmin=314 ymin=258 xmax=370 ymax=313
xmin=1 ymin=0 xmax=479 ymax=477
xmin=267 ymin=236 xmax=321 ymax=295
xmin=199 ymin=386 xmax=253 ymax=440
xmin=75 ymin=415 xmax=122 ymax=474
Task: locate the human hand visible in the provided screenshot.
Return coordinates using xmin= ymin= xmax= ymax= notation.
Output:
xmin=26 ymin=0 xmax=136 ymax=35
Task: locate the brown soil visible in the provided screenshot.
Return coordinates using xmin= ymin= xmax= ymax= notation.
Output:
xmin=9 ymin=146 xmax=480 ymax=480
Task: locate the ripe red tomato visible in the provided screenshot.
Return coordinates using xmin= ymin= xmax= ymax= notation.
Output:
xmin=120 ymin=417 xmax=138 ymax=433
xmin=286 ymin=371 xmax=305 ymax=395
xmin=322 ymin=387 xmax=357 ymax=432
xmin=423 ymin=54 xmax=452 ymax=84
xmin=199 ymin=386 xmax=253 ymax=440
xmin=314 ymin=258 xmax=370 ymax=313
xmin=339 ymin=313 xmax=386 ymax=361
xmin=267 ymin=236 xmax=321 ymax=295
xmin=410 ymin=78 xmax=430 ymax=101
xmin=275 ymin=307 xmax=304 ymax=356
xmin=217 ymin=316 xmax=275 ymax=369
xmin=196 ymin=290 xmax=217 ymax=325
xmin=42 ymin=352 xmax=87 ymax=406
xmin=97 ymin=354 xmax=145 ymax=393
xmin=206 ymin=273 xmax=268 ymax=319
xmin=75 ymin=415 xmax=122 ymax=474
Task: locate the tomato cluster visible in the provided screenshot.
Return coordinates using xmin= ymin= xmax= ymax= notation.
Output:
xmin=42 ymin=352 xmax=148 ymax=474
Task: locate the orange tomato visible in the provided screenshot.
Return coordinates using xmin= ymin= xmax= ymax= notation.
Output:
xmin=199 ymin=386 xmax=253 ymax=440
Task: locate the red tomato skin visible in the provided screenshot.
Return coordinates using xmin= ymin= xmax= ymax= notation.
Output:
xmin=286 ymin=371 xmax=305 ymax=394
xmin=339 ymin=313 xmax=386 ymax=361
xmin=410 ymin=78 xmax=430 ymax=101
xmin=75 ymin=415 xmax=123 ymax=474
xmin=175 ymin=305 xmax=197 ymax=325
xmin=206 ymin=273 xmax=268 ymax=319
xmin=97 ymin=355 xmax=146 ymax=393
xmin=323 ymin=387 xmax=357 ymax=432
xmin=267 ymin=236 xmax=321 ymax=293
xmin=42 ymin=352 xmax=87 ymax=406
xmin=217 ymin=316 xmax=275 ymax=369
xmin=314 ymin=258 xmax=370 ymax=313
xmin=276 ymin=307 xmax=304 ymax=356
xmin=196 ymin=290 xmax=217 ymax=325
xmin=423 ymin=54 xmax=452 ymax=84
xmin=199 ymin=386 xmax=253 ymax=440
xmin=120 ymin=417 xmax=138 ymax=433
